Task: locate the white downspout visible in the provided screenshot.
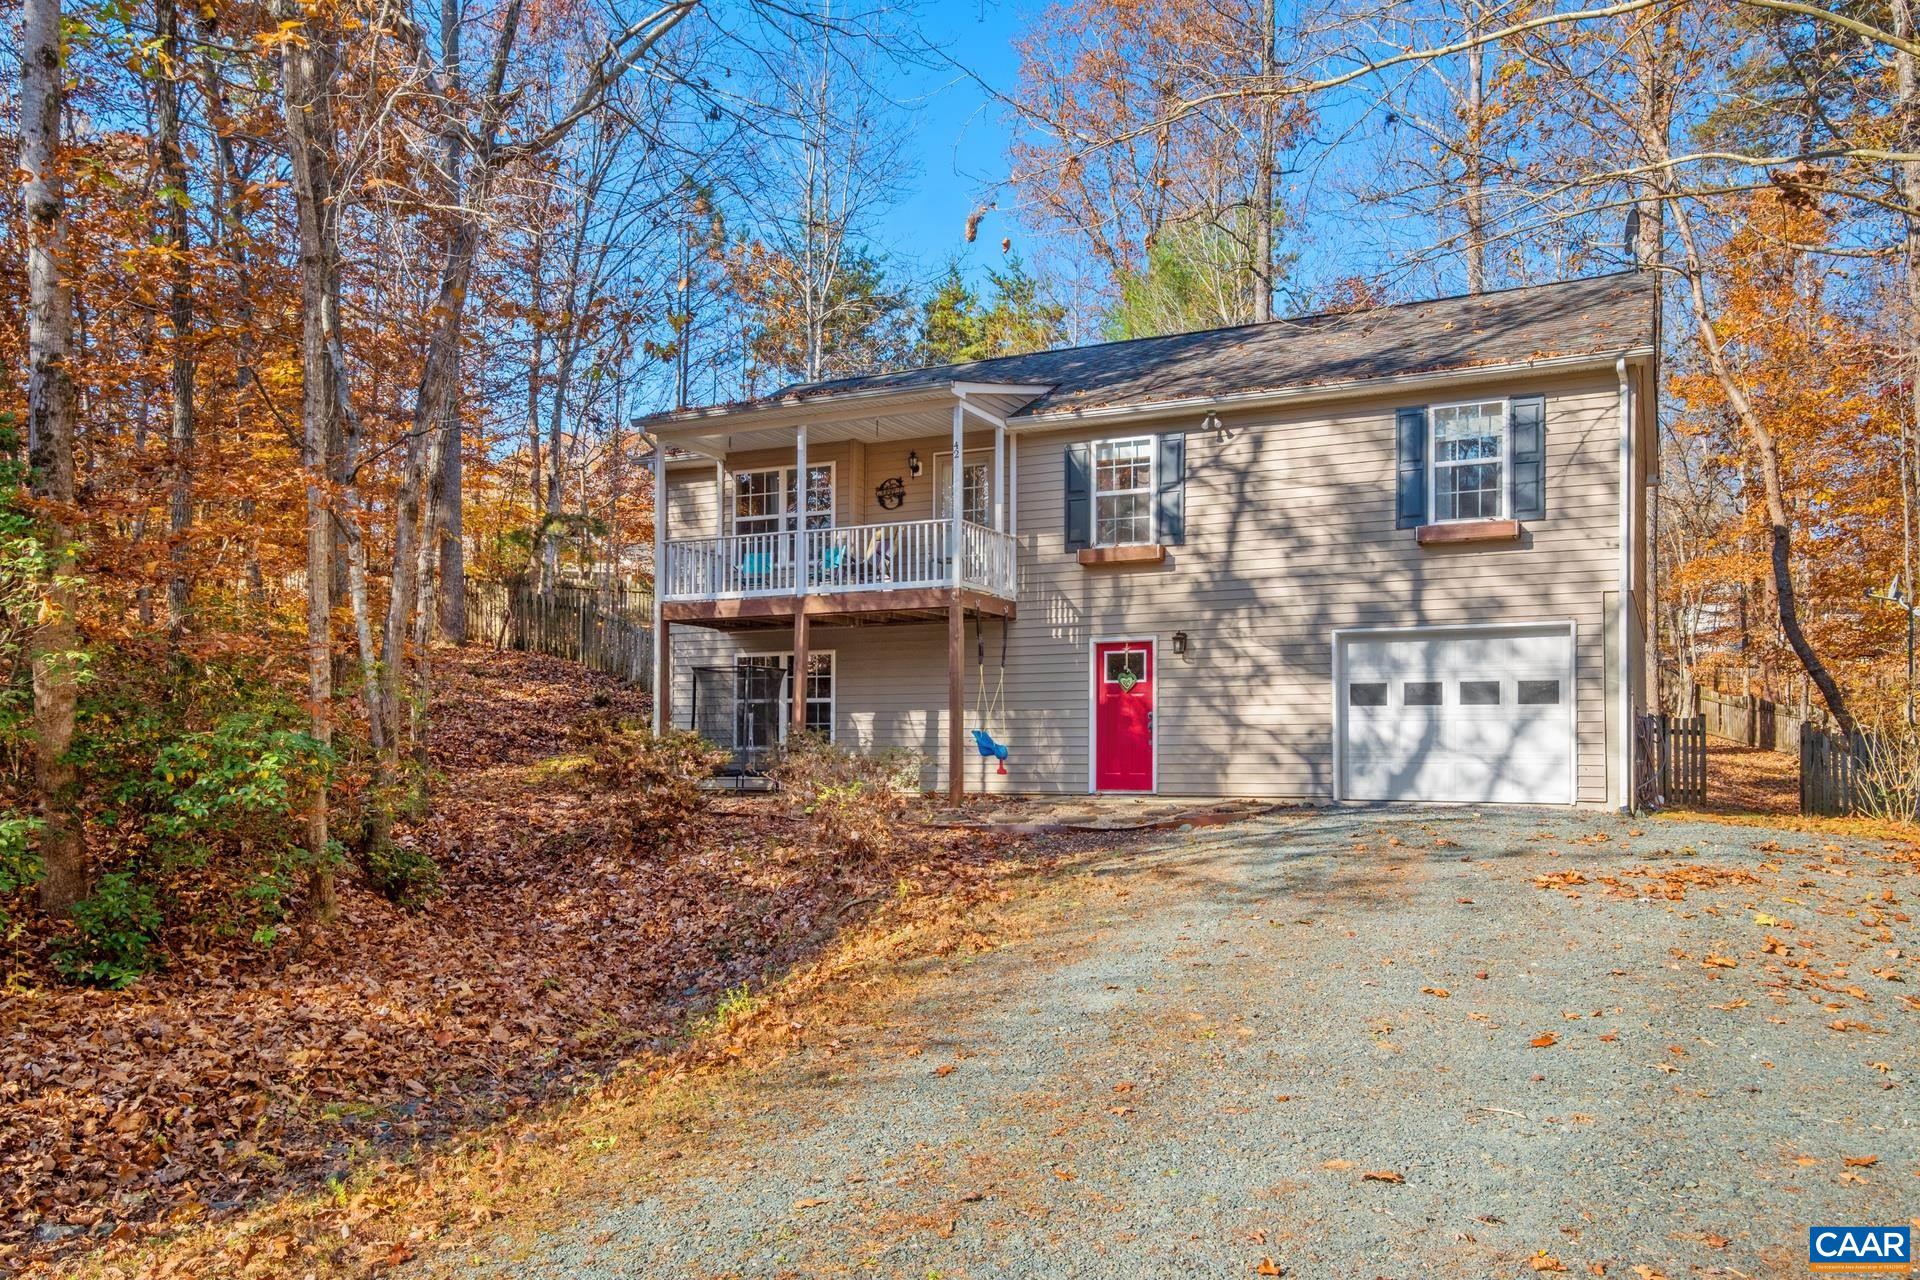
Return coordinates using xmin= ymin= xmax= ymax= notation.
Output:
xmin=1617 ymin=357 xmax=1634 ymax=811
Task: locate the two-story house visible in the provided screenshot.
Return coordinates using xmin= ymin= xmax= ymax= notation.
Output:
xmin=640 ymin=272 xmax=1657 ymax=809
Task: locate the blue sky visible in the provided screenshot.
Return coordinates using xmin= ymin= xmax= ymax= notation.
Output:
xmin=864 ymin=1 xmax=1036 ymax=289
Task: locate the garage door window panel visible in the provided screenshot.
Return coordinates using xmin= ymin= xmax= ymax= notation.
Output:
xmin=1404 ymin=681 xmax=1442 ymax=707
xmin=1459 ymin=679 xmax=1502 ymax=706
xmin=1349 ymin=681 xmax=1388 ymax=707
xmin=1518 ymin=679 xmax=1561 ymax=705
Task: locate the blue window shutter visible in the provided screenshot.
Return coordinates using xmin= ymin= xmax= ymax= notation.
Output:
xmin=1509 ymin=394 xmax=1545 ymax=520
xmin=1395 ymin=407 xmax=1428 ymax=529
xmin=1064 ymin=443 xmax=1093 ymax=550
xmin=1155 ymin=433 xmax=1186 ymax=545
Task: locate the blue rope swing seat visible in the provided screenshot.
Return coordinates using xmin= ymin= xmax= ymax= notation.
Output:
xmin=972 ymin=615 xmax=1010 ymax=775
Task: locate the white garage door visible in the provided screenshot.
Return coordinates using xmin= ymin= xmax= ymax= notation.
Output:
xmin=1338 ymin=626 xmax=1574 ymax=805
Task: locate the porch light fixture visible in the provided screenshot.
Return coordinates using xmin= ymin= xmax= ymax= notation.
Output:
xmin=1171 ymin=630 xmax=1189 ymax=657
xmin=907 ymin=450 xmax=922 ymax=478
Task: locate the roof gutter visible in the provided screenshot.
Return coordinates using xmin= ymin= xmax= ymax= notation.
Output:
xmin=1009 ymin=347 xmax=1658 ymax=428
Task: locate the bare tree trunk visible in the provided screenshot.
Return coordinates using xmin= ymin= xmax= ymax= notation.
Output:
xmin=525 ymin=228 xmax=549 ymax=587
xmin=276 ymin=0 xmax=342 ymax=920
xmin=194 ymin=28 xmax=266 ymax=603
xmin=1896 ymin=0 xmax=1920 ymax=650
xmin=22 ymin=0 xmax=86 ymax=914
xmin=380 ymin=211 xmax=482 ymax=739
xmin=1668 ymin=196 xmax=1855 ymax=734
xmin=1463 ymin=0 xmax=1488 ymax=293
xmin=1251 ymin=0 xmax=1276 ymax=321
xmin=436 ymin=411 xmax=465 ymax=642
xmin=158 ymin=0 xmax=195 ymax=636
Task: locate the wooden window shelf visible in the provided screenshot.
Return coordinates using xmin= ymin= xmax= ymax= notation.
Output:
xmin=1078 ymin=544 xmax=1168 ymax=567
xmin=1416 ymin=519 xmax=1521 ymax=546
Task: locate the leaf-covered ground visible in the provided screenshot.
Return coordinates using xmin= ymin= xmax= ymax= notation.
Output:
xmin=1 ymin=649 xmax=1035 ymax=1274
xmin=1697 ymin=740 xmax=1799 ymax=816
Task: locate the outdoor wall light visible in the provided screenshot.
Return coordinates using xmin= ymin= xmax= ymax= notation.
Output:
xmin=907 ymin=450 xmax=922 ymax=478
xmin=1171 ymin=631 xmax=1189 ymax=657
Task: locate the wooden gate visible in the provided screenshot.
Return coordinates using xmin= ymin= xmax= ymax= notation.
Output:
xmin=1640 ymin=713 xmax=1706 ymax=808
xmin=1800 ymin=725 xmax=1869 ymax=816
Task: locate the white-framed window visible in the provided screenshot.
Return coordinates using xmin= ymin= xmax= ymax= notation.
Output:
xmin=1429 ymin=400 xmax=1508 ymax=523
xmin=736 ymin=651 xmax=834 ymax=740
xmin=733 ymin=464 xmax=835 ymax=536
xmin=933 ymin=449 xmax=993 ymax=526
xmin=1093 ymin=436 xmax=1155 ymax=546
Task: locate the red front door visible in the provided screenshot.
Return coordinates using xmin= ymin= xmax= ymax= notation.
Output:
xmin=1095 ymin=641 xmax=1154 ymax=792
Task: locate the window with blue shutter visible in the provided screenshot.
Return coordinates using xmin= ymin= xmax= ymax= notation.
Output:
xmin=1509 ymin=394 xmax=1546 ymax=520
xmin=1395 ymin=406 xmax=1428 ymax=529
xmin=1064 ymin=443 xmax=1093 ymax=550
xmin=1155 ymin=433 xmax=1186 ymax=545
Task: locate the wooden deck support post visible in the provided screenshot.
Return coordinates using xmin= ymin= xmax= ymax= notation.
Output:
xmin=791 ymin=422 xmax=811 ymax=739
xmin=948 ymin=595 xmax=965 ymax=803
xmin=791 ymin=603 xmax=809 ymax=737
xmin=655 ymin=618 xmax=671 ymax=732
xmin=651 ymin=437 xmax=667 ymax=734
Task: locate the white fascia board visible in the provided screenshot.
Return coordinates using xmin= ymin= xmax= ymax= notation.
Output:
xmin=1007 ymin=348 xmax=1657 ymax=430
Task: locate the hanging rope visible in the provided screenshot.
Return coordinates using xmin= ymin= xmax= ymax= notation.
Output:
xmin=974 ymin=611 xmax=1006 ymax=727
xmin=971 ymin=612 xmax=1010 ymax=773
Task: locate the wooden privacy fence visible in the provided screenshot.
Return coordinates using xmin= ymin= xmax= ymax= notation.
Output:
xmin=1800 ymin=725 xmax=1870 ymax=817
xmin=1696 ymin=687 xmax=1826 ymax=754
xmin=468 ymin=578 xmax=654 ymax=690
xmin=1638 ymin=714 xmax=1706 ymax=808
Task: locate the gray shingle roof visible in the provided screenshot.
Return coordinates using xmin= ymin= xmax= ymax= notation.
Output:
xmin=655 ymin=271 xmax=1656 ymax=424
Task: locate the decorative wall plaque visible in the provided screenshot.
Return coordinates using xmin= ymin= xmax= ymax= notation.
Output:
xmin=875 ymin=476 xmax=906 ymax=510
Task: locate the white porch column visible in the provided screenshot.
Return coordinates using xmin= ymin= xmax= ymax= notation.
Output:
xmin=794 ymin=423 xmax=809 ymax=596
xmin=651 ymin=438 xmax=668 ymax=734
xmin=950 ymin=402 xmax=965 ymax=584
xmin=713 ymin=459 xmax=725 ymax=536
xmin=1008 ymin=432 xmax=1018 ymax=536
xmin=993 ymin=416 xmax=1006 ymax=532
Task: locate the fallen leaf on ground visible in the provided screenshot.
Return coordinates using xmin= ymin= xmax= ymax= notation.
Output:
xmin=1844 ymin=1155 xmax=1879 ymax=1167
xmin=1531 ymin=1032 xmax=1559 ymax=1048
xmin=1255 ymin=1258 xmax=1284 ymax=1277
xmin=1361 ymin=1170 xmax=1405 ymax=1183
xmin=933 ymin=1064 xmax=955 ymax=1077
xmin=793 ymin=1197 xmax=829 ymax=1210
xmin=1530 ymin=1251 xmax=1570 ymax=1273
xmin=1422 ymin=987 xmax=1451 ymax=998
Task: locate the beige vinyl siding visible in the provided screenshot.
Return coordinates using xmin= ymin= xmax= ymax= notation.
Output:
xmin=658 ymin=367 xmax=1630 ymax=805
xmin=666 ymin=462 xmax=721 ymax=535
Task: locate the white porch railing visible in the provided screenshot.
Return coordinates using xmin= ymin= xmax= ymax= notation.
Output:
xmin=661 ymin=518 xmax=1016 ymax=602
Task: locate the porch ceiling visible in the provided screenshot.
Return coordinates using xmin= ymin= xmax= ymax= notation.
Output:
xmin=645 ymin=382 xmax=1047 ymax=460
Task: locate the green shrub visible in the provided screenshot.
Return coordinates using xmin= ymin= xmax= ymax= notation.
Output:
xmin=0 ymin=811 xmax=42 ymax=928
xmin=570 ymin=719 xmax=729 ymax=850
xmin=63 ymin=667 xmax=340 ymax=966
xmin=360 ymin=838 xmax=441 ymax=907
xmin=768 ymin=734 xmax=921 ymax=859
xmin=53 ymin=870 xmax=163 ymax=988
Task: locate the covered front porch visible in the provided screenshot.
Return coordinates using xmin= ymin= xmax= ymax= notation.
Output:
xmin=643 ymin=379 xmax=1048 ymax=800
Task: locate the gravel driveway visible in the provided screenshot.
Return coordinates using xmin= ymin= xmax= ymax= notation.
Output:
xmin=439 ymin=807 xmax=1919 ymax=1279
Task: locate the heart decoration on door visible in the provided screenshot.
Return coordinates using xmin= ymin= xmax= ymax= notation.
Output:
xmin=1116 ymin=668 xmax=1138 ymax=692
